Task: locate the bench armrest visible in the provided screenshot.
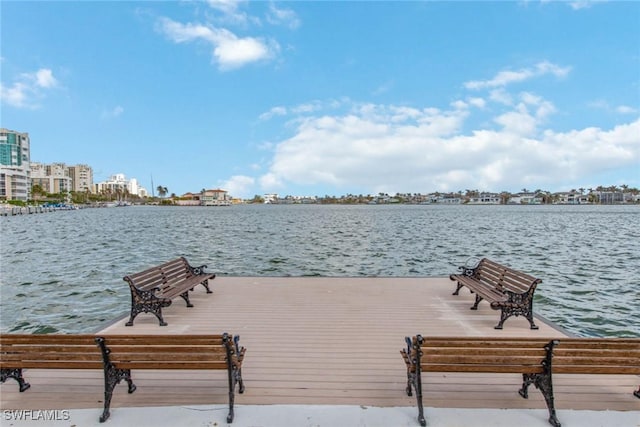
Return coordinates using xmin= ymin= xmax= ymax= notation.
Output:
xmin=189 ymin=264 xmax=211 ymax=276
xmin=457 ymin=265 xmax=477 ymax=277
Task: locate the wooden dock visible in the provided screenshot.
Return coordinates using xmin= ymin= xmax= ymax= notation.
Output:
xmin=1 ymin=277 xmax=638 ymax=413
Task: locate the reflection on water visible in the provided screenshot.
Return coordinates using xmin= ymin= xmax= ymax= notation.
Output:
xmin=1 ymin=204 xmax=638 ymax=337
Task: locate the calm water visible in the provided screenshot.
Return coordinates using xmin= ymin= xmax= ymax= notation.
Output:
xmin=1 ymin=204 xmax=638 ymax=337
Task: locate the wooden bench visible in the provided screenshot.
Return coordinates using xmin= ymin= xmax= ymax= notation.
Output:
xmin=401 ymin=335 xmax=640 ymax=427
xmin=450 ymin=258 xmax=541 ymax=329
xmin=124 ymin=257 xmax=215 ymax=326
xmin=95 ymin=333 xmax=246 ymax=423
xmin=0 ymin=334 xmax=102 ymax=393
xmin=1 ymin=333 xmax=246 ymax=424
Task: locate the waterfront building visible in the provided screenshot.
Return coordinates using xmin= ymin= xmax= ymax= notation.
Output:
xmin=596 ymin=191 xmax=624 ymax=204
xmin=468 ymin=192 xmax=501 ymax=204
xmin=94 ymin=173 xmax=148 ymax=199
xmin=263 ymin=193 xmax=278 ymax=204
xmin=67 ymin=164 xmax=93 ymax=193
xmin=202 ymin=188 xmax=230 ymax=206
xmin=30 ymin=162 xmax=72 ymax=196
xmin=0 ymin=128 xmax=31 ymax=201
xmin=175 ymin=192 xmax=202 ymax=206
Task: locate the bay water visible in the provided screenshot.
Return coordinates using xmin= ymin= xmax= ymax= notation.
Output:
xmin=1 ymin=204 xmax=638 ymax=337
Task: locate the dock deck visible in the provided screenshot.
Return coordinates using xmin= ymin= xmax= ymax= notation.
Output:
xmin=1 ymin=277 xmax=638 ymax=416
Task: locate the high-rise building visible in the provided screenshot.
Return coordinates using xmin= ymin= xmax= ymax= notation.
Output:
xmin=0 ymin=128 xmax=31 ymax=201
xmin=68 ymin=164 xmax=93 ymax=193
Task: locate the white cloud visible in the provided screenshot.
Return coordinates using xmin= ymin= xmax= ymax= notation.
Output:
xmin=257 ymin=99 xmax=640 ymax=194
xmin=490 ymin=88 xmax=513 ymax=105
xmin=0 ymin=68 xmax=59 ymax=109
xmin=267 ymin=3 xmax=300 ymax=29
xmin=588 ymin=100 xmax=638 ymax=115
xmin=568 ymin=1 xmax=605 ymax=10
xmin=464 ymin=61 xmax=571 ymax=90
xmin=259 ymin=106 xmax=287 ymax=121
xmin=219 ymin=175 xmax=255 ymax=198
xmin=467 ymin=97 xmax=486 ymax=109
xmin=616 ymin=105 xmax=638 ymax=114
xmin=157 ymin=17 xmax=278 ymax=70
xmin=34 ymin=69 xmax=58 ymax=88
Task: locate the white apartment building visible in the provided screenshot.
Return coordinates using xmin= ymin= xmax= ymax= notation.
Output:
xmin=0 ymin=128 xmax=31 ymax=201
xmin=95 ymin=174 xmax=148 ymax=198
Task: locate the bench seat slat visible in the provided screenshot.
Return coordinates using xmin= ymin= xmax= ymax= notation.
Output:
xmin=101 ymin=335 xmax=226 ymax=344
xmin=0 ymin=335 xmax=97 ymax=345
xmin=553 ymin=366 xmax=640 ymax=375
xmin=423 ymin=348 xmax=547 ymax=357
xmin=108 ymin=352 xmax=228 ymax=362
xmin=113 ymin=361 xmax=230 ymax=370
xmin=419 ymin=364 xmax=545 ymax=374
xmin=0 ymin=361 xmax=104 ymax=369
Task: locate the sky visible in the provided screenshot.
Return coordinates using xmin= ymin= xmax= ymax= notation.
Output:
xmin=1 ymin=0 xmax=639 ymax=199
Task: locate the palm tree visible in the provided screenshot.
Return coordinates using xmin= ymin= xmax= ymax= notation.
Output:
xmin=156 ymin=186 xmax=168 ymax=199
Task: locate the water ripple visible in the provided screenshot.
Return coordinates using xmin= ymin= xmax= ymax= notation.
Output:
xmin=1 ymin=204 xmax=638 ymax=337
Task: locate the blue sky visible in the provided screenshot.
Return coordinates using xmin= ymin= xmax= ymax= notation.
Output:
xmin=2 ymin=1 xmax=639 ymax=198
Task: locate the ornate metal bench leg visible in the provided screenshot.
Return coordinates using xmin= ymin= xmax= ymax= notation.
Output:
xmin=527 ymin=315 xmax=539 ymax=330
xmin=125 ymin=309 xmax=139 ymax=327
xmin=470 ymin=294 xmax=483 ymax=310
xmin=227 ymin=389 xmax=235 ymax=423
xmin=179 ymin=291 xmax=194 ymax=308
xmin=201 ymin=279 xmax=213 ymax=294
xmin=414 ymin=372 xmax=426 ymax=427
xmin=96 ymin=337 xmax=138 ymax=423
xmin=1 ymin=368 xmax=31 ymax=392
xmin=519 ymin=373 xmax=534 ymax=398
xmin=237 ymin=369 xmax=245 ymax=394
xmin=452 ymin=282 xmax=464 ymax=295
xmin=495 ymin=309 xmax=509 ymax=329
xmin=535 ymin=341 xmax=561 ymax=427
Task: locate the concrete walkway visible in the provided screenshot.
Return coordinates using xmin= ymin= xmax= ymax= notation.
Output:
xmin=2 ymin=404 xmax=638 ymax=427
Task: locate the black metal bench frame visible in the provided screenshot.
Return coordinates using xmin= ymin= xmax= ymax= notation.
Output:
xmin=124 ymin=257 xmax=215 ymax=326
xmin=1 ymin=333 xmax=245 ymax=424
xmin=450 ymin=258 xmax=541 ymax=329
xmin=95 ymin=333 xmax=245 ymax=423
xmin=402 ymin=335 xmax=640 ymax=427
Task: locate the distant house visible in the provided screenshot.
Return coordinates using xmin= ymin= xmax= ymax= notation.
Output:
xmin=554 ymin=192 xmax=589 ymax=204
xmin=176 ymin=192 xmax=201 ymax=206
xmin=468 ymin=193 xmax=501 ymax=204
xmin=202 ymin=189 xmax=230 ymax=206
xmin=509 ymin=193 xmax=541 ymax=204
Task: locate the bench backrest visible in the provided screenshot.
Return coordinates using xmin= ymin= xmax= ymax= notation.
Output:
xmin=0 ymin=334 xmax=103 ymax=369
xmin=406 ymin=336 xmax=551 ymax=374
xmin=123 ymin=257 xmax=192 ymax=292
xmin=96 ymin=334 xmax=245 ymax=370
xmin=475 ymin=258 xmax=541 ymax=293
xmin=552 ymin=338 xmax=640 ymax=375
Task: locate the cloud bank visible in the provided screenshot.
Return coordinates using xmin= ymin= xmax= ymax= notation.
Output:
xmin=250 ymin=62 xmax=639 ymax=197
